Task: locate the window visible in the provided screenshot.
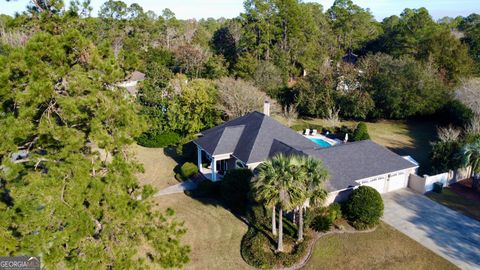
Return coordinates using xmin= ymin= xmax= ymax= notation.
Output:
xmin=235 ymin=160 xmax=246 ymax=168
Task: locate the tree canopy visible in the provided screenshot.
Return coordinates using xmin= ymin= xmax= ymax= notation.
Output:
xmin=0 ymin=27 xmax=189 ymax=268
xmin=1 ymin=1 xmax=479 ymax=265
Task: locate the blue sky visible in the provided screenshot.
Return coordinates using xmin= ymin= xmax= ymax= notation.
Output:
xmin=2 ymin=0 xmax=479 ymax=20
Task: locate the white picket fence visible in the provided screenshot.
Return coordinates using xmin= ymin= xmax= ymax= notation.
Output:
xmin=408 ymin=167 xmax=472 ymax=194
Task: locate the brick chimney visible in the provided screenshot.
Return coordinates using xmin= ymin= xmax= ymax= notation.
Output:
xmin=263 ymin=100 xmax=270 ymax=116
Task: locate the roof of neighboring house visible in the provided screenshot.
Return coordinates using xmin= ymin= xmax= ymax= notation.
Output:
xmin=125 ymin=85 xmax=138 ymax=96
xmin=302 ymin=140 xmax=418 ymax=192
xmin=194 ymin=111 xmax=317 ymax=164
xmin=342 ymin=51 xmax=358 ymax=65
xmin=127 ymin=71 xmax=146 ymax=81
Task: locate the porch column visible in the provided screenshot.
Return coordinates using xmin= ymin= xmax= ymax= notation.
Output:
xmin=211 ymin=156 xmax=217 ymax=181
xmin=197 ymin=146 xmax=202 ymax=170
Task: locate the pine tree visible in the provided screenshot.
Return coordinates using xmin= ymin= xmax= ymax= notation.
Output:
xmin=0 ymin=29 xmax=189 ymax=268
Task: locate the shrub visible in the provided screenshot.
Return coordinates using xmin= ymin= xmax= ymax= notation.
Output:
xmin=352 ymin=122 xmax=370 ymax=141
xmin=430 ymin=140 xmax=463 ymax=174
xmin=180 ymin=162 xmax=198 ymax=179
xmin=241 ymin=204 xmax=310 ymax=269
xmin=136 ymin=131 xmax=181 ymax=148
xmin=436 ymin=100 xmax=474 ymax=127
xmin=219 ymin=169 xmax=253 ymax=213
xmin=310 ymin=215 xmax=332 ymax=232
xmin=290 ymin=123 xmax=308 ymax=131
xmin=327 ymin=202 xmax=342 ymax=223
xmin=187 ymin=180 xmax=220 ymax=198
xmin=344 ymin=186 xmax=384 ymax=229
xmin=290 ymin=122 xmax=324 ymax=132
xmin=241 ymin=226 xmax=309 ymax=269
xmin=304 ymin=207 xmax=326 ymax=228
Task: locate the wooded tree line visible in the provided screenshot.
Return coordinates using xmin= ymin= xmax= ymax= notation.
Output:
xmin=2 ymin=0 xmax=477 ymax=132
xmin=0 ymin=0 xmax=479 ymax=267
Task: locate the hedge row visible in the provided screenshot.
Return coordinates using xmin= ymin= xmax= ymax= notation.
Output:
xmin=136 ymin=131 xmax=181 ymax=148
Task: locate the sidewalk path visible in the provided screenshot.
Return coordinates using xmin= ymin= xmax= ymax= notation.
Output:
xmin=154 ymin=180 xmax=198 ymax=197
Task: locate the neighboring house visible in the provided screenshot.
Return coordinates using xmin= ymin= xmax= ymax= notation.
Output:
xmin=117 ymin=71 xmax=146 ymax=96
xmin=193 ymin=103 xmax=418 ymax=203
xmin=342 ymin=51 xmax=358 ymax=65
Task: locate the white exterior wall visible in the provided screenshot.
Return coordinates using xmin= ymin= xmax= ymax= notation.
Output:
xmin=356 ymin=167 xmax=416 ymax=194
xmin=324 ymin=188 xmax=353 ymax=206
xmin=408 ymin=166 xmax=472 ymax=194
xmin=117 ymin=80 xmax=138 ymax=87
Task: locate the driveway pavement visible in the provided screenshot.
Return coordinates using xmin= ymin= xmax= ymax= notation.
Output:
xmin=382 ymin=189 xmax=480 ymax=270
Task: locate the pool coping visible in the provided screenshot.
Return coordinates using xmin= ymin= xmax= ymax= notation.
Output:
xmin=304 ymin=134 xmax=341 ymax=146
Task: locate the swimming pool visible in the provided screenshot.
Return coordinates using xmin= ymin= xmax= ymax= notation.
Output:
xmin=308 ymin=137 xmax=332 ymax=148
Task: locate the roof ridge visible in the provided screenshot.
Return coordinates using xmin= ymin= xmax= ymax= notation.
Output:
xmin=213 ymin=125 xmax=246 ymax=155
xmin=212 ymin=127 xmax=228 ymax=154
xmin=244 ymin=113 xmax=267 ymax=163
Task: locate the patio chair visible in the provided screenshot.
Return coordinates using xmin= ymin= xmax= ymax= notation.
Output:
xmin=305 ymin=129 xmax=311 ymax=135
xmin=312 ymin=129 xmax=318 ymax=136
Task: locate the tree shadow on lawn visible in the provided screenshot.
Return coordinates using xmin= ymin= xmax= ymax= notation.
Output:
xmin=382 ymin=119 xmax=437 ymax=175
xmin=386 ymin=191 xmax=480 ymax=268
xmin=184 ymin=190 xmax=279 ymax=247
xmin=163 ymin=147 xmax=185 ymax=164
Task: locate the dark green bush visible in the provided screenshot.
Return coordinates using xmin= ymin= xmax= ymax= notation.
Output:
xmin=241 ymin=204 xmax=309 ymax=269
xmin=290 ymin=123 xmax=308 ymax=131
xmin=180 ymin=162 xmax=198 ymax=179
xmin=187 ymin=180 xmax=220 ymax=198
xmin=436 ymin=99 xmax=474 ymax=127
xmin=304 ymin=207 xmax=326 ymax=228
xmin=290 ymin=122 xmax=323 ymax=132
xmin=327 ymin=203 xmax=342 ymax=223
xmin=241 ymin=226 xmax=309 ymax=269
xmin=136 ymin=131 xmax=181 ymax=148
xmin=352 ymin=122 xmax=370 ymax=141
xmin=310 ymin=215 xmax=332 ymax=232
xmin=345 ymin=186 xmax=384 ymax=229
xmin=430 ymin=140 xmax=463 ymax=174
xmin=219 ymin=169 xmax=253 ymax=213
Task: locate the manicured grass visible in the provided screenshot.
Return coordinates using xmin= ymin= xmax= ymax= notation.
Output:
xmin=426 ymin=189 xmax=480 ymax=221
xmin=130 ymin=144 xmax=180 ymax=190
xmin=365 ymin=120 xmax=436 ymax=173
xmin=153 ymin=194 xmax=254 ymax=270
xmin=274 ymin=116 xmax=437 ymax=173
xmin=303 ymin=222 xmax=458 ymax=270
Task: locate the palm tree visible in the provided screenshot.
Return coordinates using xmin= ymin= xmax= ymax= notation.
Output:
xmin=253 ymin=160 xmax=279 ymax=236
xmin=253 ymin=154 xmax=305 ymax=252
xmin=296 ymin=156 xmax=329 ymax=242
xmin=460 ymin=140 xmax=480 ymax=190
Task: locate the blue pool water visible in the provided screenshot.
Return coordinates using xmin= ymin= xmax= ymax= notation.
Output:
xmin=308 ymin=137 xmax=332 ymax=148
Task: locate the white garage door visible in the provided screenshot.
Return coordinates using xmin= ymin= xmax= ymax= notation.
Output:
xmin=362 ymin=176 xmax=386 ymax=193
xmin=386 ymin=172 xmax=406 ymax=192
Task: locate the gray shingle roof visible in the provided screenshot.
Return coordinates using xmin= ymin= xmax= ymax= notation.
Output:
xmin=194 ymin=111 xmax=317 ymax=164
xmin=194 ymin=112 xmax=417 ymax=192
xmin=302 ymin=140 xmax=418 ymax=192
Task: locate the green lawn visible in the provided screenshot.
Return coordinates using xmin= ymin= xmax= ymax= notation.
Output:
xmin=154 ymin=194 xmax=254 ymax=270
xmin=274 ymin=116 xmax=437 ymax=173
xmin=426 ymin=188 xmax=480 ymax=221
xmin=303 ymin=222 xmax=458 ymax=270
xmin=132 ymin=145 xmax=253 ymax=269
xmin=130 ymin=144 xmax=180 ymax=190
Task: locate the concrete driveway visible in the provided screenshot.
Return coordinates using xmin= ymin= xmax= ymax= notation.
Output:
xmin=382 ymin=189 xmax=480 ymax=270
